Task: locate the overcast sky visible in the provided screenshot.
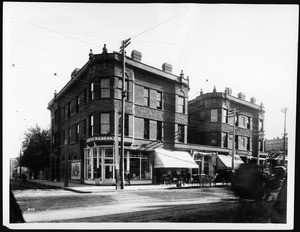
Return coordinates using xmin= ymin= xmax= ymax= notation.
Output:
xmin=3 ymin=3 xmax=298 ymax=159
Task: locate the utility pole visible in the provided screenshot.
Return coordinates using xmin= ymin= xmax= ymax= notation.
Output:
xmin=231 ymin=108 xmax=236 ymax=170
xmin=281 ymin=107 xmax=288 ymax=166
xmin=19 ymin=150 xmax=22 ymax=178
xmin=119 ymin=38 xmax=131 ymax=189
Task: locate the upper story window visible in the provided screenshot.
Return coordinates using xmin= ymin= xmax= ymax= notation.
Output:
xmin=144 ymin=88 xmax=150 ymax=106
xmin=222 ymin=132 xmax=228 ymax=148
xmin=89 ymin=115 xmax=94 ymax=136
xmin=76 ymin=95 xmax=80 ymax=113
xmin=178 ymin=124 xmax=185 ymax=143
xmin=100 ymin=113 xmax=110 ymax=135
xmin=67 ymin=102 xmax=71 ymax=118
xmin=259 ymin=119 xmax=264 ymax=131
xmin=100 ymin=78 xmax=110 ymax=98
xmin=90 ymin=82 xmax=94 ymax=100
xmin=222 ymin=109 xmax=228 ymax=123
xmin=144 ymin=119 xmax=150 ymax=139
xmin=157 ymin=121 xmax=163 ymax=141
xmin=116 ymin=79 xmax=129 ymax=100
xmin=76 ymin=124 xmax=80 ymax=142
xmin=247 ymin=117 xmax=252 ymax=129
xmin=124 ymin=114 xmax=129 ymax=136
xmin=83 ymin=89 xmax=87 ymax=103
xmin=210 ymin=109 xmax=218 ymax=122
xmin=68 ymin=128 xmax=71 ymax=144
xmin=211 ymin=132 xmax=218 ymax=145
xmin=157 ymin=91 xmax=162 ymax=109
xmin=178 ymin=96 xmax=185 ymax=113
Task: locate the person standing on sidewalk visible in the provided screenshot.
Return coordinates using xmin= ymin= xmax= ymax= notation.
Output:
xmin=126 ymin=171 xmax=132 ymax=186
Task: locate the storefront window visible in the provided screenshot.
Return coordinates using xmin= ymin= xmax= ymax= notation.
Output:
xmin=130 ymin=158 xmax=140 ymax=179
xmin=141 ymin=159 xmax=150 ymax=179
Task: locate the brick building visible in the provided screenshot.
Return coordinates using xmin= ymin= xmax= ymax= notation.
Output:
xmin=187 ymin=87 xmax=268 ymax=174
xmin=47 ymin=45 xmax=191 ymax=185
xmin=265 ymin=137 xmax=288 ymax=166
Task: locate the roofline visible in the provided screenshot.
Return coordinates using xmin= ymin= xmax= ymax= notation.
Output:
xmin=48 ymin=52 xmax=189 ymax=109
xmin=189 ymin=92 xmax=263 ymax=111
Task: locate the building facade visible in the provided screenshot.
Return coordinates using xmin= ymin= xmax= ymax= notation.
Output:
xmin=188 ymin=87 xmax=267 ymax=174
xmin=47 ymin=45 xmax=190 ymax=185
xmin=265 ymin=137 xmax=288 ymax=166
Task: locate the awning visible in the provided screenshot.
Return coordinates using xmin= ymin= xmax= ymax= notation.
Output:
xmin=217 ymin=154 xmax=244 ymax=170
xmin=154 ymin=148 xmax=198 ymax=168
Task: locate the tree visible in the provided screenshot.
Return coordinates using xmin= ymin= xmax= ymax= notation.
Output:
xmin=20 ymin=125 xmax=50 ymax=178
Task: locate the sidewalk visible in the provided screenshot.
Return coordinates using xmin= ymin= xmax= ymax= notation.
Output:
xmin=27 ymin=179 xmax=177 ymax=193
xmin=27 ymin=179 xmax=223 ymax=193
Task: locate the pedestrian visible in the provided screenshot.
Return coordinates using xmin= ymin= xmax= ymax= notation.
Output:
xmin=126 ymin=171 xmax=132 ymax=185
xmin=186 ymin=171 xmax=191 ymax=185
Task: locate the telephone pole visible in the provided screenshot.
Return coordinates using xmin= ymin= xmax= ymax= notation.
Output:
xmin=281 ymin=107 xmax=288 ymax=166
xmin=119 ymin=38 xmax=131 ymax=189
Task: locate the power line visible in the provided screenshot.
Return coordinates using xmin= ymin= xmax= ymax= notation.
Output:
xmin=131 ymin=14 xmax=180 ymax=39
xmin=12 ymin=17 xmax=100 ymax=47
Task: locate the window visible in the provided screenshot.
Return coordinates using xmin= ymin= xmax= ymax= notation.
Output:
xmin=62 ymin=130 xmax=66 ymax=145
xmin=157 ymin=91 xmax=162 ymax=109
xmin=125 ymin=80 xmax=129 ymax=100
xmin=100 ymin=78 xmax=110 ymax=98
xmin=67 ymin=102 xmax=71 ymax=118
xmin=247 ymin=117 xmax=252 ymax=129
xmin=222 ymin=109 xmax=228 ymax=123
xmin=144 ymin=88 xmax=149 ymax=106
xmin=83 ymin=89 xmax=87 ymax=103
xmin=116 ymin=79 xmax=129 ymax=100
xmin=76 ymin=95 xmax=80 ymax=113
xmin=178 ymin=124 xmax=185 ymax=142
xmin=89 ymin=115 xmax=94 ymax=136
xmin=259 ymin=119 xmax=264 ymax=131
xmin=83 ymin=119 xmax=87 ymax=136
xmin=144 ymin=119 xmax=150 ymax=139
xmin=210 ymin=109 xmax=218 ymax=122
xmin=242 ymin=116 xmax=246 ymax=128
xmin=242 ymin=137 xmax=246 ymax=148
xmin=125 ymin=114 xmax=129 ymax=136
xmin=90 ymin=82 xmax=94 ymax=100
xmin=199 ymin=111 xmax=205 ymax=122
xmin=235 ymin=115 xmax=239 ymax=127
xmin=68 ymin=128 xmax=71 ymax=144
xmin=222 ymin=132 xmax=228 ymax=148
xmin=178 ymin=96 xmax=185 ymax=113
xmin=247 ymin=137 xmax=251 ymax=151
xmin=100 ymin=113 xmax=110 ymax=135
xmin=157 ymin=121 xmax=162 ymax=140
xmin=235 ymin=135 xmax=238 ymax=150
xmin=62 ymin=106 xmax=65 ymax=119
xmin=211 ymin=132 xmax=218 ymax=145
xmin=76 ymin=124 xmax=80 ymax=141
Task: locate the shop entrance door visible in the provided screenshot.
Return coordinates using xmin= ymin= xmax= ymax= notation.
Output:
xmin=103 ymin=164 xmax=114 ymax=184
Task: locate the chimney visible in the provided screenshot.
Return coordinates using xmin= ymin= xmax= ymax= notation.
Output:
xmin=131 ymin=50 xmax=142 ymax=62
xmin=225 ymin=87 xmax=232 ymax=95
xmin=162 ymin=63 xmax=172 ymax=73
xmin=250 ymin=97 xmax=256 ymax=104
xmin=238 ymin=92 xmax=246 ymax=100
xmin=71 ymin=68 xmax=80 ymax=79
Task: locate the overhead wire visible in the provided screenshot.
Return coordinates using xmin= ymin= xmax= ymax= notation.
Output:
xmin=11 ymin=17 xmax=100 ymax=47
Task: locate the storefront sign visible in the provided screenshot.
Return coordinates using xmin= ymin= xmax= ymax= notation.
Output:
xmin=87 ymin=136 xmax=133 ymax=143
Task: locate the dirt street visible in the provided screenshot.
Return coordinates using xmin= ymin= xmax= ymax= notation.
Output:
xmin=12 ymin=185 xmax=277 ymax=224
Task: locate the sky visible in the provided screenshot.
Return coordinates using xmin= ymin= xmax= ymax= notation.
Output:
xmin=3 ymin=3 xmax=299 ymax=160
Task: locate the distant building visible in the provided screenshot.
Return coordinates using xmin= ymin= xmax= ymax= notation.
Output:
xmin=265 ymin=137 xmax=288 ymax=166
xmin=47 ymin=45 xmax=190 ymax=185
xmin=188 ymin=87 xmax=268 ymax=169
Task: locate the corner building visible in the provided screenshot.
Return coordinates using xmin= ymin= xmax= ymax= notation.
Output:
xmin=187 ymin=87 xmax=267 ymax=174
xmin=47 ymin=46 xmax=190 ymax=185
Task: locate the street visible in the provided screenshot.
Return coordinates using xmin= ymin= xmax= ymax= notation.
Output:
xmin=11 ymin=180 xmax=277 ymax=224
